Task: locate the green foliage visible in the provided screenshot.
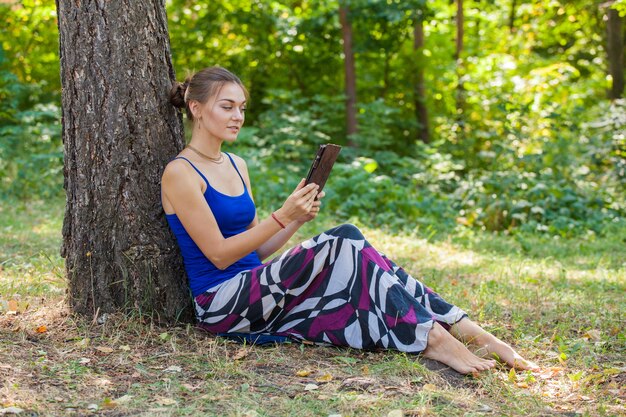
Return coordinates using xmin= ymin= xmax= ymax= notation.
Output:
xmin=583 ymin=99 xmax=626 ymax=187
xmin=1 ymin=0 xmax=624 ymax=237
xmin=0 ymin=1 xmax=60 ymax=94
xmin=351 ymin=99 xmax=406 ymax=151
xmin=0 ymin=46 xmax=62 ymax=199
xmin=453 ymin=170 xmax=619 ymax=236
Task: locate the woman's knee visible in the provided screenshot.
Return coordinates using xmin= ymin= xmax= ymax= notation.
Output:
xmin=327 ymin=223 xmax=364 ymax=240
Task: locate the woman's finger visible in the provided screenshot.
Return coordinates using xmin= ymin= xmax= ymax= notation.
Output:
xmin=294 ymin=183 xmax=318 ymax=198
xmin=294 ymin=178 xmax=306 ymax=191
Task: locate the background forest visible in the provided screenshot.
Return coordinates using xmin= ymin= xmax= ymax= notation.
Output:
xmin=1 ymin=1 xmax=626 ymax=416
xmin=1 ymin=0 xmax=625 ymax=237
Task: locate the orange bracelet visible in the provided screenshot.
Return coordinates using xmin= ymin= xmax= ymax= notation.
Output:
xmin=271 ymin=212 xmax=286 ymax=229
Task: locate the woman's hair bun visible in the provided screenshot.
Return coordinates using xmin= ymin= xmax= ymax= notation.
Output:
xmin=169 ymin=80 xmax=189 ymax=109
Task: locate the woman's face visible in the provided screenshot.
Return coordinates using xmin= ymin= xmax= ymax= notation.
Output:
xmin=192 ymin=82 xmax=247 ymax=142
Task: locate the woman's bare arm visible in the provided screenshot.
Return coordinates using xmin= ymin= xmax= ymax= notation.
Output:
xmin=233 ymin=155 xmax=324 ymax=261
xmin=162 ymin=159 xmax=318 ymax=270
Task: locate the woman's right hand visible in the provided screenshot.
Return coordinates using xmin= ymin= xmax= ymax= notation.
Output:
xmin=275 ymin=179 xmax=319 ymax=224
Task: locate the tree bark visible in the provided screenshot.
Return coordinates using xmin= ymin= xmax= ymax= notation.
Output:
xmin=339 ymin=4 xmax=358 ymax=141
xmin=509 ymin=0 xmax=517 ymax=33
xmin=56 ymin=0 xmax=191 ymax=322
xmin=454 ymin=0 xmax=464 ymax=62
xmin=455 ymin=0 xmax=466 ymax=141
xmin=413 ymin=15 xmax=430 ymax=143
xmin=607 ymin=7 xmax=624 ymax=99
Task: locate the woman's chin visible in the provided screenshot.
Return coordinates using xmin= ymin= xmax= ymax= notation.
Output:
xmin=222 ymin=135 xmax=238 ymax=143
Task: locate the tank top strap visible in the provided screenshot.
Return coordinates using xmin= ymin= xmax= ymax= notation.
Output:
xmin=173 ymin=156 xmax=210 ymax=188
xmin=224 ymin=152 xmax=247 ymax=189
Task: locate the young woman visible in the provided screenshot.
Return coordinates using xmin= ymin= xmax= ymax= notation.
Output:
xmin=161 ymin=66 xmax=537 ymax=375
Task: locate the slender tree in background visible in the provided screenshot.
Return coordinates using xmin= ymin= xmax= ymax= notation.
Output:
xmin=509 ymin=0 xmax=517 ymax=33
xmin=413 ymin=11 xmax=430 ymax=143
xmin=606 ymin=4 xmax=625 ymax=99
xmin=455 ymin=0 xmax=466 ymax=141
xmin=339 ymin=2 xmax=358 ymax=142
xmin=55 ymin=1 xmax=191 ymax=322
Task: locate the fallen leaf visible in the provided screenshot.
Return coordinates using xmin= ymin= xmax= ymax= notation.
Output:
xmin=516 ymin=382 xmax=529 ymax=388
xmin=120 ymin=345 xmax=131 ymax=351
xmin=537 ymin=367 xmax=563 ymax=379
xmin=584 ymin=329 xmax=601 ymax=341
xmin=304 ymin=383 xmax=319 ymax=391
xmin=155 ymin=397 xmax=177 ymax=406
xmin=315 ymin=373 xmax=333 ymax=383
xmin=7 ymin=300 xmax=18 ymax=313
xmin=164 ymin=365 xmax=182 ymax=373
xmin=114 ymin=395 xmax=133 ymax=404
xmin=340 ymin=377 xmax=376 ymax=391
xmin=35 ymin=325 xmax=47 ymax=333
xmin=76 ymin=338 xmax=91 ymax=347
xmin=508 ymin=368 xmax=516 ymax=383
xmin=296 ymin=369 xmax=313 ymax=377
xmin=95 ymin=346 xmax=114 ymax=354
xmin=0 ymin=407 xmax=24 ymax=414
xmin=232 ymin=348 xmax=249 ymax=361
xmin=422 ymin=384 xmax=437 ymax=391
xmin=568 ymin=370 xmax=584 ymax=382
xmin=603 ymin=368 xmax=620 ymax=376
xmin=79 ymin=357 xmax=91 ymax=364
xmin=102 ymin=397 xmax=116 ymax=409
xmin=387 ymin=410 xmax=404 ymax=417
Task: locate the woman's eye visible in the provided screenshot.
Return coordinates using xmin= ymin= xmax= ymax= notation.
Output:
xmin=222 ymin=106 xmax=233 ymax=110
xmin=241 ymin=108 xmax=247 ymax=112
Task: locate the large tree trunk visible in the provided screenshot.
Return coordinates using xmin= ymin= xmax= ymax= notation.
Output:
xmin=56 ymin=0 xmax=191 ymax=322
xmin=607 ymin=7 xmax=624 ymax=99
xmin=413 ymin=15 xmax=430 ymax=144
xmin=339 ymin=4 xmax=358 ymax=141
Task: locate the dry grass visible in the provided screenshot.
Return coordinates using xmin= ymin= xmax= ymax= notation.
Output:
xmin=0 ymin=199 xmax=624 ymax=416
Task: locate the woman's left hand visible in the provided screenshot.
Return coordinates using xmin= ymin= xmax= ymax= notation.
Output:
xmin=296 ymin=190 xmax=325 ymax=223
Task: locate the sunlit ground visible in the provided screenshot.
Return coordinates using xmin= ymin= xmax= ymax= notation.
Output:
xmin=0 ymin=199 xmax=624 ymax=416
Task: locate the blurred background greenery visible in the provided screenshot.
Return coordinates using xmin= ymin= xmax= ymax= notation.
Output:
xmin=1 ymin=0 xmax=624 ymax=238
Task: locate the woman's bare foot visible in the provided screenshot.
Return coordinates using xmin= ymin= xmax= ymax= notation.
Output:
xmin=450 ymin=318 xmax=538 ymax=370
xmin=422 ymin=322 xmax=496 ymax=374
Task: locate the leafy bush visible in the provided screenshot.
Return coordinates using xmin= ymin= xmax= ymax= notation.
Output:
xmin=452 ymin=170 xmax=620 ymax=237
xmin=0 ymin=50 xmax=62 ymax=199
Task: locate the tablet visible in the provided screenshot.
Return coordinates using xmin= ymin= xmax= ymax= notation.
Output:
xmin=305 ymin=144 xmax=342 ymax=193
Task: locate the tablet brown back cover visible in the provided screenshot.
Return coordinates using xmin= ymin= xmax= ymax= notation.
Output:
xmin=305 ymin=144 xmax=342 ymax=192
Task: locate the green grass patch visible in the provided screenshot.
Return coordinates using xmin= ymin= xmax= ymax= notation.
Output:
xmin=0 ymin=198 xmax=624 ymax=416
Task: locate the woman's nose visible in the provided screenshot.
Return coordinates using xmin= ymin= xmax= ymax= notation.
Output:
xmin=232 ymin=108 xmax=244 ymax=120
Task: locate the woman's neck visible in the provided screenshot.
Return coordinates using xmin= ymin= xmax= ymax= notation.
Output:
xmin=188 ymin=134 xmax=223 ymax=159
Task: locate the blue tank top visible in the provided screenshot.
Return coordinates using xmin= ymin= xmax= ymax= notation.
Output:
xmin=165 ymin=153 xmax=262 ymax=297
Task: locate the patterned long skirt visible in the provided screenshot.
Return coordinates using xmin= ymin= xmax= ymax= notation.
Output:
xmin=194 ymin=224 xmax=467 ymax=353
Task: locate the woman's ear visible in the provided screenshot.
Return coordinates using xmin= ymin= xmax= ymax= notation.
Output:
xmin=188 ymin=100 xmax=201 ymax=119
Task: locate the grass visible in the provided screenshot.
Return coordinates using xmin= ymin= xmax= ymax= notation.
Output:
xmin=1 ymin=197 xmax=625 ymax=416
